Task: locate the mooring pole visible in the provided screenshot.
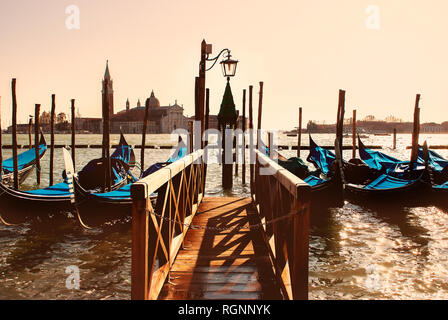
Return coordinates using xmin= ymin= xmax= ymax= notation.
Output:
xmin=11 ymin=79 xmax=19 ymax=190
xmin=102 ymin=78 xmax=111 ymax=191
xmin=242 ymin=89 xmax=246 ymax=185
xmin=235 ymin=110 xmax=239 ymax=176
xmin=336 ymin=89 xmax=346 ymax=154
xmin=0 ymin=96 xmax=3 ymax=181
xmin=298 ymin=107 xmax=302 ymax=158
xmin=410 ymin=94 xmax=421 ymax=165
xmin=28 ymin=117 xmax=32 ymax=149
xmin=267 ymin=131 xmax=272 ymax=158
xmin=34 ymin=104 xmax=41 ymax=185
xmin=203 ymin=88 xmax=210 ymax=189
xmin=199 ymin=40 xmax=207 ymax=149
xmin=188 ymin=121 xmax=194 ymax=153
xmin=71 ymin=99 xmax=76 ymax=171
xmin=352 ymin=109 xmax=357 ymax=159
xmin=248 ymin=85 xmax=254 ymax=191
xmin=141 ymin=98 xmax=150 ymax=171
xmin=256 ymin=82 xmax=264 ymax=150
xmin=204 ymin=89 xmax=210 ymax=146
xmin=194 ymin=76 xmax=200 ymax=150
xmin=393 ymin=128 xmax=397 ymax=150
xmin=49 ymin=94 xmax=55 ymax=186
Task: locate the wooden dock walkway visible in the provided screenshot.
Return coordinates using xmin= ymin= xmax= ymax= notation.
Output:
xmin=131 ymin=149 xmax=310 ymax=300
xmin=159 ymin=197 xmax=282 ymax=300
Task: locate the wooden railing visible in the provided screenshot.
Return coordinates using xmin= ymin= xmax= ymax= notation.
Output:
xmin=131 ymin=150 xmax=205 ymax=300
xmin=251 ymin=150 xmax=311 ymax=300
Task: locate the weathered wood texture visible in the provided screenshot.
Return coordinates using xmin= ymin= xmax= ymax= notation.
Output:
xmin=49 ymin=94 xmax=55 ymax=186
xmin=131 ymin=150 xmax=205 ymax=300
xmin=34 ymin=104 xmax=41 ymax=184
xmin=297 ymin=107 xmax=302 ymax=158
xmin=251 ymin=150 xmax=311 ymax=300
xmin=352 ymin=109 xmax=356 ymax=159
xmin=11 ymin=79 xmax=19 ymax=190
xmin=159 ymin=197 xmax=282 ymax=300
xmin=0 ymin=96 xmax=2 ymax=180
xmin=71 ymin=99 xmax=76 ymax=170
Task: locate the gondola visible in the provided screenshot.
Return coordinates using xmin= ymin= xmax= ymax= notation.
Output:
xmin=0 ymin=132 xmax=135 ymax=223
xmin=344 ymin=141 xmax=432 ymax=205
xmin=68 ymin=143 xmax=188 ymax=225
xmin=416 ymin=147 xmax=448 ymax=207
xmin=0 ymin=132 xmax=47 ymax=186
xmin=356 ymin=136 xmax=425 ymax=179
xmin=277 ymin=135 xmax=344 ymax=208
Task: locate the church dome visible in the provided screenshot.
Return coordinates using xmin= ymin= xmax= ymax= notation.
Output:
xmin=149 ymin=90 xmax=160 ymax=107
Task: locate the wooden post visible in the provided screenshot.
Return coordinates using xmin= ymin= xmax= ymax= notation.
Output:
xmin=249 ymin=86 xmax=254 ymax=192
xmin=11 ymin=79 xmax=19 ymax=190
xmin=292 ymin=186 xmax=311 ymax=300
xmin=203 ymin=88 xmax=210 ymax=189
xmin=34 ymin=104 xmax=41 ymax=185
xmin=352 ymin=109 xmax=356 ymax=159
xmin=256 ymin=82 xmax=264 ymax=150
xmin=410 ymin=94 xmax=421 ymax=164
xmin=267 ymin=131 xmax=272 ymax=158
xmin=141 ymin=98 xmax=150 ymax=171
xmin=393 ymin=128 xmax=397 ymax=150
xmin=199 ymin=40 xmax=207 ymax=149
xmin=188 ymin=121 xmax=194 ymax=154
xmin=204 ymin=89 xmax=210 ymax=144
xmin=71 ymin=99 xmax=76 ymax=171
xmin=194 ymin=76 xmax=200 ymax=149
xmin=297 ymin=107 xmax=302 ymax=158
xmin=235 ymin=110 xmax=239 ymax=176
xmin=0 ymin=96 xmax=2 ymax=181
xmin=336 ymin=90 xmax=345 ymax=155
xmin=242 ymin=89 xmax=246 ymax=185
xmin=131 ymin=197 xmax=149 ymax=300
xmin=102 ymin=78 xmax=111 ymax=191
xmin=28 ymin=117 xmax=32 ymax=149
xmin=49 ymin=94 xmax=55 ymax=186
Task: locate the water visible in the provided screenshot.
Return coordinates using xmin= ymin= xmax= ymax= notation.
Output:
xmin=0 ymin=133 xmax=448 ymax=300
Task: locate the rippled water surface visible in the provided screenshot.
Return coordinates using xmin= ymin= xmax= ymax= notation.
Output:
xmin=1 ymin=133 xmax=448 ymax=299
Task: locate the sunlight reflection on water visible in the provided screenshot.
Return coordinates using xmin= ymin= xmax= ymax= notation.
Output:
xmin=0 ymin=133 xmax=448 ymax=299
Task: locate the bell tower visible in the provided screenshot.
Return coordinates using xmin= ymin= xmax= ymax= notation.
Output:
xmin=102 ymin=60 xmax=114 ymax=117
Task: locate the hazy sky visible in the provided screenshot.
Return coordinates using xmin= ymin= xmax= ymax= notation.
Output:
xmin=0 ymin=0 xmax=447 ymax=129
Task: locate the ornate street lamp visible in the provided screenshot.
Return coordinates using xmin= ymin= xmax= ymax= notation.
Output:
xmin=205 ymin=48 xmax=239 ymax=80
xmin=202 ymin=45 xmax=239 ymax=189
xmin=197 ymin=41 xmax=239 ymax=146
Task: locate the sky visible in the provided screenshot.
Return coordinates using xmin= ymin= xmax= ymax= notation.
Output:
xmin=0 ymin=0 xmax=447 ymax=129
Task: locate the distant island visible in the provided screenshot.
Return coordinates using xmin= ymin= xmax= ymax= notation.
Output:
xmin=287 ymin=115 xmax=448 ymax=134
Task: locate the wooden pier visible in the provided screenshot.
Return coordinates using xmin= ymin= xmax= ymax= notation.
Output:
xmin=131 ymin=149 xmax=311 ymax=300
xmin=159 ymin=197 xmax=282 ymax=300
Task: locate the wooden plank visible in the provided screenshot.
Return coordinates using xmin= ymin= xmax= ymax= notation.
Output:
xmin=159 ymin=196 xmax=282 ymax=300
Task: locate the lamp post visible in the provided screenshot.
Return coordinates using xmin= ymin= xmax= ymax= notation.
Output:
xmin=197 ymin=40 xmax=239 ymax=189
xmin=197 ymin=40 xmax=238 ymax=147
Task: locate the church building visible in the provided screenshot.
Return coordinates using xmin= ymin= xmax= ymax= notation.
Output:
xmin=102 ymin=62 xmax=189 ymax=134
